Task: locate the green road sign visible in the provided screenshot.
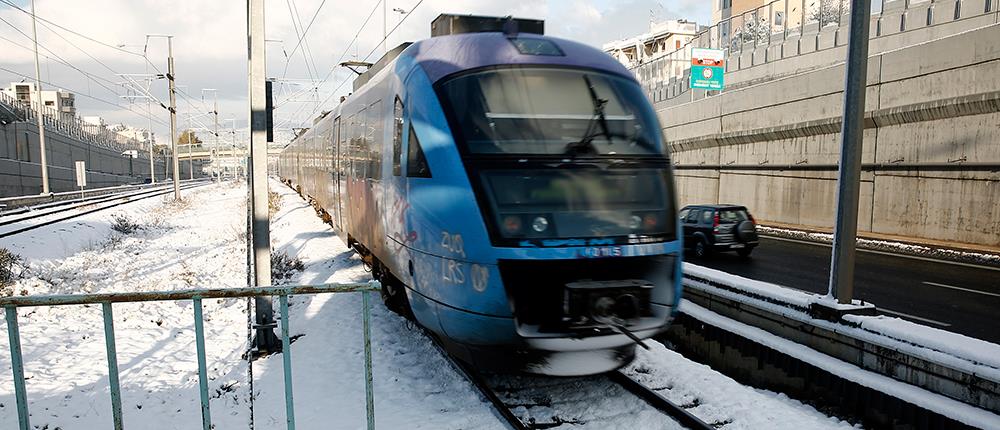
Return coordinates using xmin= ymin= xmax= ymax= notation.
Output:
xmin=690 ymin=48 xmax=726 ymax=91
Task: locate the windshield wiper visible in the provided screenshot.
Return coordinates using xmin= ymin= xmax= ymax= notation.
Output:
xmin=564 ymin=75 xmax=613 ymax=156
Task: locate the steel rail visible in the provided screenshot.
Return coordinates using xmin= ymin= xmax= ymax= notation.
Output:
xmin=428 ymin=335 xmax=530 ymax=430
xmin=609 ymin=370 xmax=715 ymax=430
xmin=0 ymin=182 xmax=208 ymax=239
xmin=0 ymin=180 xmax=207 ymax=228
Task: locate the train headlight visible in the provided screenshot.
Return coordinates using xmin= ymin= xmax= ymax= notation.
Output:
xmin=628 ymin=215 xmax=642 ymax=230
xmin=502 ymin=215 xmax=523 ymax=235
xmin=531 ymin=216 xmax=549 ymax=233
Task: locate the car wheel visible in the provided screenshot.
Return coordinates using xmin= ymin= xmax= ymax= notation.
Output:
xmin=694 ymin=240 xmax=711 ymax=259
xmin=737 ymin=248 xmax=753 ymax=259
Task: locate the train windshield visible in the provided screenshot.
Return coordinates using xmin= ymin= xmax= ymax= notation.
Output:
xmin=439 ymin=67 xmax=665 ymax=156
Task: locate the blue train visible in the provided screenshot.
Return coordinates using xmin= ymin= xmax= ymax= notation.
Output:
xmin=278 ymin=15 xmax=683 ymax=376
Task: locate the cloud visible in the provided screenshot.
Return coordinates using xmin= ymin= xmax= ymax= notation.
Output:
xmin=0 ymin=0 xmax=709 ymax=143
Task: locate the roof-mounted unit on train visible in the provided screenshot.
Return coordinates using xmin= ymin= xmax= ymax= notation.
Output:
xmin=430 ymin=14 xmax=544 ymax=37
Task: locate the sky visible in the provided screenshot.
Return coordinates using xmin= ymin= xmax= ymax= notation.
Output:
xmin=0 ymin=0 xmax=710 ymax=145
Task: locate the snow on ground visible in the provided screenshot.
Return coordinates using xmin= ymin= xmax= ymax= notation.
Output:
xmin=0 ymin=188 xmax=183 ymax=261
xmin=681 ymin=301 xmax=1000 ymax=430
xmin=0 ymin=178 xmax=877 ymax=429
xmin=683 ymin=263 xmax=1000 ymax=382
xmin=624 ymin=344 xmax=858 ymax=430
xmin=0 ymin=182 xmax=254 ymax=429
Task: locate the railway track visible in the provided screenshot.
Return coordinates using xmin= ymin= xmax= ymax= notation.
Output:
xmin=433 ymin=337 xmax=716 ymax=430
xmin=0 ymin=180 xmax=212 ymax=239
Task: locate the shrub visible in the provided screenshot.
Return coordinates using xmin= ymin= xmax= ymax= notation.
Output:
xmin=268 ymin=191 xmax=282 ymax=217
xmin=271 ymin=251 xmax=305 ymax=282
xmin=110 ymin=213 xmax=140 ymax=234
xmin=0 ymin=248 xmax=23 ymax=291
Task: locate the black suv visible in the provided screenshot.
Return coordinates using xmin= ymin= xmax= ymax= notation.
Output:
xmin=679 ymin=204 xmax=759 ymax=258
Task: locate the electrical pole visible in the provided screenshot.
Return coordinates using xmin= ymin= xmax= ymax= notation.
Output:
xmin=161 ymin=36 xmax=181 ymax=200
xmin=187 ymin=113 xmax=194 ymax=180
xmin=828 ymin=0 xmax=873 ymax=304
xmin=29 ymin=0 xmax=49 ymax=194
xmin=248 ymin=0 xmax=280 ymax=354
xmin=147 ymin=94 xmax=155 ymax=184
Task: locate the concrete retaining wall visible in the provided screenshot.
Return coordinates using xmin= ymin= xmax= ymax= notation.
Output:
xmin=660 ymin=23 xmax=1000 ymax=247
xmin=0 ymin=121 xmax=202 ymax=197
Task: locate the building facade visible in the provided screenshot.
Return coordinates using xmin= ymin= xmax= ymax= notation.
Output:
xmin=1 ymin=82 xmax=76 ymax=121
xmin=602 ymin=19 xmax=699 ymax=69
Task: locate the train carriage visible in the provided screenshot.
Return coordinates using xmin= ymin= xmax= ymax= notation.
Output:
xmin=278 ymin=15 xmax=683 ymax=376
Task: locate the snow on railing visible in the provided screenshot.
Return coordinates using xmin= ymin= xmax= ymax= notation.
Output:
xmin=1 ymin=281 xmax=381 ymax=430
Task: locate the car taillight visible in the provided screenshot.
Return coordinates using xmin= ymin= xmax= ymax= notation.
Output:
xmin=748 ymin=213 xmax=755 ymax=223
xmin=713 ymin=213 xmax=720 ymax=233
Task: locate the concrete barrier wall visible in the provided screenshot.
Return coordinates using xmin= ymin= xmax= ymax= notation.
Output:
xmin=0 ymin=121 xmax=202 ymax=197
xmin=661 ymin=23 xmax=1000 ymax=247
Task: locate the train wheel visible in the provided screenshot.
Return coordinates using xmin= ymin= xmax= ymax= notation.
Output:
xmin=376 ymin=264 xmax=413 ymax=319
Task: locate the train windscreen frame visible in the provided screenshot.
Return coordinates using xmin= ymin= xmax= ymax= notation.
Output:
xmin=435 ymin=66 xmax=678 ymax=247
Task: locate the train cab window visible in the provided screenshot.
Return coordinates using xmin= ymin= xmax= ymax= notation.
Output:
xmin=406 ymin=126 xmax=431 ymax=178
xmin=392 ymin=97 xmax=404 ymax=176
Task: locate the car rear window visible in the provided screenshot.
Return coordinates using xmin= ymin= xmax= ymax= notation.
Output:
xmin=718 ymin=208 xmax=749 ymax=223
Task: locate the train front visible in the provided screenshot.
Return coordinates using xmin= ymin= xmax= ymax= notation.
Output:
xmin=401 ymin=29 xmax=682 ymax=376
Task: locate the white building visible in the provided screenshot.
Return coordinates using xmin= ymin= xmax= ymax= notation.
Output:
xmin=111 ymin=124 xmax=150 ymax=144
xmin=1 ymin=82 xmax=76 ymax=121
xmin=602 ymin=20 xmax=700 ymax=70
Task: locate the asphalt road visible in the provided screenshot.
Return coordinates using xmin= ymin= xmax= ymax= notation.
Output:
xmin=689 ymin=236 xmax=1000 ymax=344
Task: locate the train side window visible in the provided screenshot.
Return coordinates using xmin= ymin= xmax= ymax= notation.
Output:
xmin=406 ymin=126 xmax=431 ymax=178
xmin=368 ymin=100 xmax=382 ymax=180
xmin=392 ymin=97 xmax=403 ymax=176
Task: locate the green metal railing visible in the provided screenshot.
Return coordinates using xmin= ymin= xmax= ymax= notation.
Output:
xmin=1 ymin=281 xmax=381 ymax=430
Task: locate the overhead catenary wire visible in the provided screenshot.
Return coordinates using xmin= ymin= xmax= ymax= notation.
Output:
xmin=0 ymin=0 xmax=144 ymax=57
xmin=283 ymin=0 xmax=318 ymax=82
xmin=0 ymin=65 xmax=169 ymax=127
xmin=273 ymin=0 xmax=385 ymax=131
xmin=303 ymin=0 xmax=424 ymax=120
xmin=0 ymin=14 xmax=123 ymax=93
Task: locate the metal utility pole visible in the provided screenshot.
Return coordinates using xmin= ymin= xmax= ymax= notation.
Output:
xmin=248 ymin=0 xmax=280 ymax=354
xmin=146 ymin=35 xmax=182 ymax=200
xmin=147 ymin=94 xmax=156 ymax=184
xmin=828 ymin=0 xmax=873 ymax=304
xmin=187 ymin=113 xmax=194 ymax=180
xmin=29 ymin=0 xmax=49 ymax=194
xmin=204 ymin=89 xmax=219 ymax=180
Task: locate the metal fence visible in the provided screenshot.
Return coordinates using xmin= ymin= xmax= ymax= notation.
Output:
xmin=635 ymin=0 xmax=997 ymax=102
xmin=1 ymin=281 xmax=381 ymax=430
xmin=0 ymin=91 xmax=160 ymax=157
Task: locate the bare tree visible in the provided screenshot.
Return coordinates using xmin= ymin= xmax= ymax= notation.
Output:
xmin=809 ymin=0 xmax=849 ymax=26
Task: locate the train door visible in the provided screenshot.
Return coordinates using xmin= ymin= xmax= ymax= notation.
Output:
xmin=386 ymin=96 xmax=408 ymax=250
xmin=333 ymin=117 xmax=343 ymax=231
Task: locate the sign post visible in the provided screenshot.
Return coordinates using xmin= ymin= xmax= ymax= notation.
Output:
xmin=690 ymin=48 xmax=726 ymax=91
xmin=74 ymin=161 xmax=86 ymax=199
